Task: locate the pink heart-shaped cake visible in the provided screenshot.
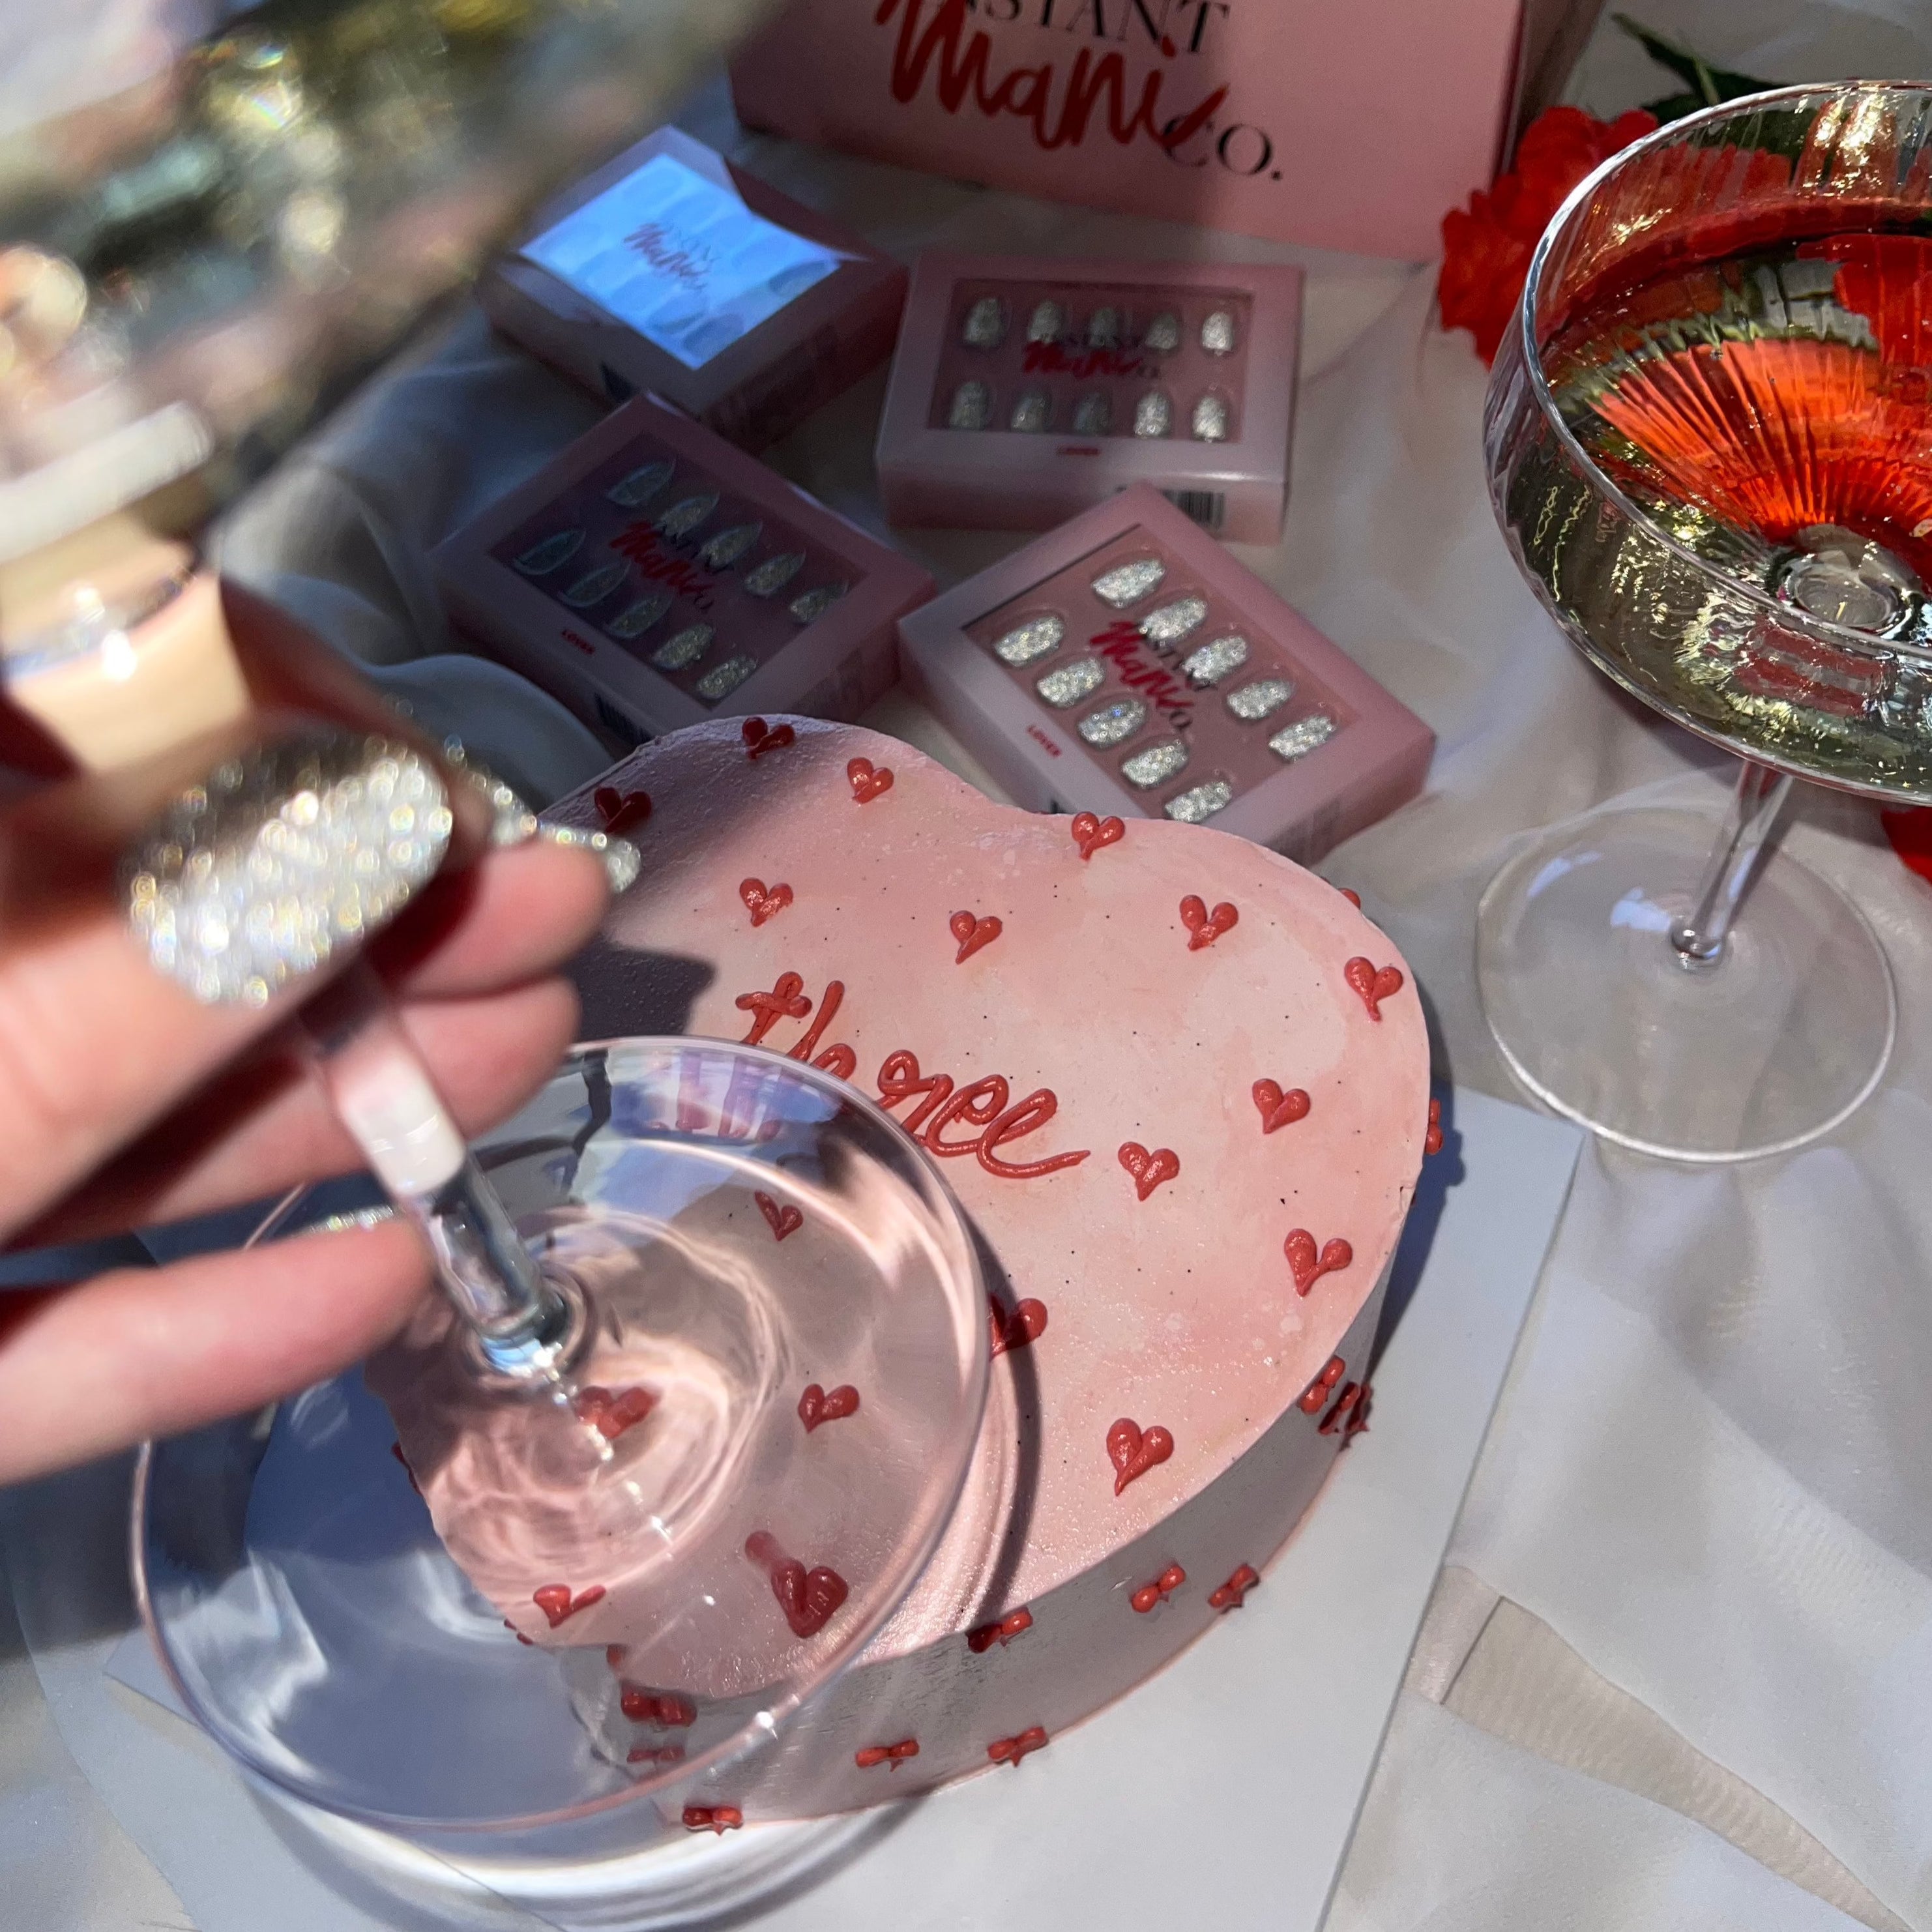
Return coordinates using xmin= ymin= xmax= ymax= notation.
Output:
xmin=385 ymin=718 xmax=1426 ymax=1817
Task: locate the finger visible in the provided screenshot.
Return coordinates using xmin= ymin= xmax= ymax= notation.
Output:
xmin=16 ymin=977 xmax=580 ymax=1250
xmin=0 ymin=729 xmax=604 ymax=1237
xmin=0 ymin=1220 xmax=431 ymax=1486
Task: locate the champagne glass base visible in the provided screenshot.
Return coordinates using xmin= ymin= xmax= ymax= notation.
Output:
xmin=1476 ymin=805 xmax=1896 ymax=1162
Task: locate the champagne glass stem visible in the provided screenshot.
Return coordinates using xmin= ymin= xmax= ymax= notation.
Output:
xmin=1669 ymin=761 xmax=1794 ymax=968
xmin=299 ymin=960 xmax=581 ymax=1379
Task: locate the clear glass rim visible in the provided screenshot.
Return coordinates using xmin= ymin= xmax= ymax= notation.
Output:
xmin=130 ymin=1035 xmax=992 ymax=1837
xmin=1510 ymin=77 xmax=1932 ymax=668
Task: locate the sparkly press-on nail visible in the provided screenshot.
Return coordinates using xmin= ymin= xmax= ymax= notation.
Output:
xmin=744 ymin=552 xmax=806 ymax=598
xmin=1072 ymin=391 xmax=1113 ymax=437
xmin=1201 ymin=310 xmax=1237 ymax=356
xmin=694 ymin=655 xmax=757 ymax=701
xmin=790 ymin=582 xmax=849 ymax=625
xmin=607 ymin=460 xmax=674 ymax=507
xmin=1140 ymin=595 xmax=1208 ymax=649
xmin=1141 ymin=311 xmax=1180 ymax=354
xmin=657 ymin=493 xmax=718 ymax=538
xmin=962 ymin=296 xmax=1008 ymax=349
xmin=1192 ymin=394 xmax=1231 ymax=443
xmin=125 ymin=730 xmax=452 ymax=1006
xmin=1092 ymin=557 xmax=1165 ymax=607
xmin=1227 ymin=677 xmax=1293 ymax=720
xmin=1134 ymin=390 xmax=1173 ymax=439
xmin=1077 ymin=697 xmax=1147 ymax=746
xmin=1121 ymin=739 xmax=1190 ymax=787
xmin=1182 ymin=634 xmax=1249 ymax=686
xmin=442 ymin=740 xmax=537 ymax=847
xmin=1026 ymin=299 xmax=1064 ymax=343
xmin=1010 ymin=389 xmax=1051 ymax=433
xmin=544 ymin=825 xmax=641 ymax=894
xmin=514 ymin=530 xmax=582 ymax=576
xmin=1165 ymin=779 xmax=1233 ymax=823
xmin=561 ymin=563 xmax=625 ymax=608
xmin=607 ymin=589 xmax=673 ymax=637
xmin=1036 ymin=657 xmax=1105 ymax=707
xmin=652 ymin=624 xmax=714 ymax=669
xmin=948 ymin=380 xmax=993 ymax=430
xmin=1270 ymin=714 xmax=1339 ymax=760
xmin=1087 ymin=307 xmax=1121 ymax=347
xmin=699 ymin=522 xmax=761 ymax=570
xmin=993 ymin=613 xmax=1064 ymax=665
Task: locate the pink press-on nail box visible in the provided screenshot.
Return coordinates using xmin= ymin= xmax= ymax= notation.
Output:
xmin=477 ymin=126 xmax=907 ymax=450
xmin=433 ymin=396 xmax=933 ymax=749
xmin=896 ymin=485 xmax=1431 ymax=861
xmin=875 ymin=254 xmax=1300 ymax=542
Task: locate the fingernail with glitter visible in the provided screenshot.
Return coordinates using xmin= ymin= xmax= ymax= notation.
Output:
xmin=961 ymin=296 xmax=1008 ymax=349
xmin=948 ymin=380 xmax=993 ymax=430
xmin=743 ymin=551 xmax=806 ymax=598
xmin=124 ymin=729 xmax=452 ymax=1007
xmin=1200 ymin=310 xmax=1237 ymax=357
xmin=1086 ymin=306 xmax=1121 ymax=348
xmin=1133 ymin=390 xmax=1173 ymax=439
xmin=1141 ymin=312 xmax=1181 ymax=355
xmin=561 ymin=562 xmax=626 ymax=609
xmin=1191 ymin=393 xmax=1231 ymax=443
xmin=606 ymin=460 xmax=674 ymax=508
xmin=1071 ymin=390 xmax=1112 ymax=437
xmin=543 ymin=825 xmax=641 ymax=894
xmin=699 ymin=521 xmax=761 ymax=570
xmin=442 ymin=740 xmax=538 ymax=847
xmin=656 ymin=492 xmax=718 ymax=538
xmin=1025 ymin=299 xmax=1064 ymax=344
xmin=514 ymin=530 xmax=583 ymax=577
xmin=1009 ymin=388 xmax=1051 ymax=433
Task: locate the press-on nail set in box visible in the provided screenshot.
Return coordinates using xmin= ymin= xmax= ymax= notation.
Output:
xmin=897 ymin=486 xmax=1431 ymax=862
xmin=433 ymin=395 xmax=933 ymax=748
xmin=478 ymin=126 xmax=905 ymax=451
xmin=876 ymin=255 xmax=1302 ymax=542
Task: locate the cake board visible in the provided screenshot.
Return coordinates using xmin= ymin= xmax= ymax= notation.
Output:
xmin=49 ymin=1081 xmax=1581 ymax=1932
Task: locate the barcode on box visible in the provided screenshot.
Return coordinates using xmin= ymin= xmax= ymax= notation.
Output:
xmin=1163 ymin=489 xmax=1226 ymax=531
xmin=594 ymin=695 xmax=651 ymax=748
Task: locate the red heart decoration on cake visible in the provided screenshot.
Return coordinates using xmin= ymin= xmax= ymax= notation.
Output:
xmin=1117 ymin=1141 xmax=1179 ymax=1201
xmin=742 ymin=718 xmax=795 ymax=760
xmin=1251 ymin=1079 xmax=1312 ymax=1134
xmin=574 ymin=1384 xmax=656 ymax=1441
xmin=1180 ymin=894 xmax=1238 ymax=950
xmin=1106 ymin=1416 xmax=1175 ymax=1495
xmin=1344 ymin=956 xmax=1405 ymax=1021
xmin=593 ymin=785 xmax=653 ymax=836
xmin=533 ymin=1583 xmax=606 ymax=1628
xmin=1070 ymin=811 xmax=1125 ymax=862
xmin=739 ymin=877 xmax=793 ymax=927
xmin=847 ymin=757 xmax=894 ymax=803
xmin=988 ymin=1725 xmax=1049 ymax=1767
xmin=949 ymin=909 xmax=1003 ymax=963
xmin=988 ymin=1295 xmax=1048 ymax=1358
xmin=1208 ymin=1563 xmax=1260 ymax=1612
xmin=683 ymin=1805 xmax=743 ymax=1833
xmin=798 ymin=1382 xmax=861 ymax=1432
xmin=1284 ymin=1229 xmax=1354 ymax=1296
xmin=1424 ymin=1096 xmax=1444 ymax=1156
xmin=755 ymin=1190 xmax=803 ymax=1242
xmin=746 ymin=1532 xmax=849 ymax=1637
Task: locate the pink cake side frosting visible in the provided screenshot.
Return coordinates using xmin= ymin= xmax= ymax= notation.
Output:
xmin=388 ymin=716 xmax=1427 ymax=1819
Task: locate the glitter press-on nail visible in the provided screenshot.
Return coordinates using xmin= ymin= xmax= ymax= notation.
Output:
xmin=1133 ymin=390 xmax=1173 ymax=439
xmin=1201 ymin=309 xmax=1237 ymax=356
xmin=1268 ymin=714 xmax=1339 ymax=761
xmin=948 ymin=380 xmax=993 ymax=430
xmin=607 ymin=588 xmax=673 ymax=637
xmin=442 ymin=740 xmax=538 ymax=847
xmin=514 ymin=530 xmax=583 ymax=576
xmin=543 ymin=825 xmax=642 ymax=894
xmin=651 ymin=624 xmax=714 ymax=670
xmin=1165 ymin=779 xmax=1233 ymax=823
xmin=1140 ymin=594 xmax=1208 ymax=649
xmin=1026 ymin=299 xmax=1065 ymax=343
xmin=656 ymin=493 xmax=719 ymax=538
xmin=699 ymin=521 xmax=761 ymax=570
xmin=790 ymin=582 xmax=849 ymax=625
xmin=607 ymin=459 xmax=675 ymax=507
xmin=1087 ymin=306 xmax=1122 ymax=348
xmin=1010 ymin=389 xmax=1051 ymax=433
xmin=743 ymin=551 xmax=806 ymax=598
xmin=125 ymin=730 xmax=452 ymax=1006
xmin=1036 ymin=657 xmax=1105 ymax=708
xmin=993 ymin=613 xmax=1064 ymax=665
xmin=1092 ymin=557 xmax=1165 ymax=607
xmin=1121 ymin=739 xmax=1190 ymax=788
xmin=1227 ymin=677 xmax=1293 ymax=721
xmin=1192 ymin=394 xmax=1231 ymax=443
xmin=561 ymin=563 xmax=626 ymax=608
xmin=1141 ymin=311 xmax=1180 ymax=354
xmin=1182 ymin=634 xmax=1249 ymax=686
xmin=694 ymin=654 xmax=758 ymax=701
xmin=961 ymin=295 xmax=1008 ymax=349
xmin=1077 ymin=697 xmax=1147 ymax=746
xmin=1071 ymin=391 xmax=1113 ymax=437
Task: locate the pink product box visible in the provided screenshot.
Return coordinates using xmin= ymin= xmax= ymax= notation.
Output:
xmin=876 ymin=254 xmax=1300 ymax=542
xmin=477 ymin=125 xmax=907 ymax=450
xmin=434 ymin=396 xmax=934 ymax=749
xmin=896 ymin=484 xmax=1432 ymax=861
xmin=730 ymin=0 xmax=1603 ymax=262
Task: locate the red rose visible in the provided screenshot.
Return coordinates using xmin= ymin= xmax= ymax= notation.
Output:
xmin=1438 ymin=106 xmax=1658 ymax=364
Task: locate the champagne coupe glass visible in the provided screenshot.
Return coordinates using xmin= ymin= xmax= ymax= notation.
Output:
xmin=133 ymin=1039 xmax=988 ymax=1854
xmin=1478 ymin=81 xmax=1932 ymax=1162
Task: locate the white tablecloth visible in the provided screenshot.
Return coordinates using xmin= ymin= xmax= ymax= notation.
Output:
xmin=13 ymin=1 xmax=1932 ymax=1927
